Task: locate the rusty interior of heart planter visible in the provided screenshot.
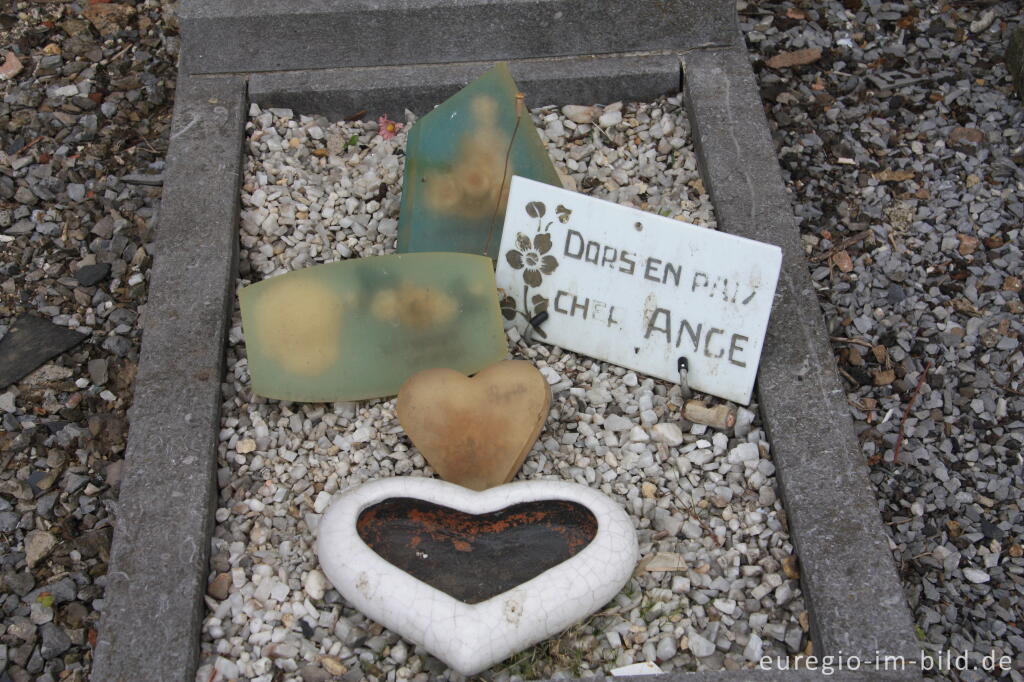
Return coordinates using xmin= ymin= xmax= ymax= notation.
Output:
xmin=356 ymin=498 xmax=598 ymax=603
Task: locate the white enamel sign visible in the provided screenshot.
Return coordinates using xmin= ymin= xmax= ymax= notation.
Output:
xmin=495 ymin=176 xmax=782 ymax=405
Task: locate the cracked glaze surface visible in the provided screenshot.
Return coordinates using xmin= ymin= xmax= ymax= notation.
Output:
xmin=317 ymin=477 xmax=638 ymax=675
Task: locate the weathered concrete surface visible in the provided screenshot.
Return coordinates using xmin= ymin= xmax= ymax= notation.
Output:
xmin=180 ymin=0 xmax=736 ymax=75
xmin=682 ymin=46 xmax=920 ymax=663
xmin=250 ymin=53 xmax=683 ymax=121
xmin=90 ymin=73 xmax=247 ymax=682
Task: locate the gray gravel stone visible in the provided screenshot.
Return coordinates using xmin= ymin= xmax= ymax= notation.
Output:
xmin=39 ymin=623 xmax=71 ymax=660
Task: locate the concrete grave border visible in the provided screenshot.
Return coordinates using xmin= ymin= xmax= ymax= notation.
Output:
xmin=92 ymin=3 xmax=922 ymax=680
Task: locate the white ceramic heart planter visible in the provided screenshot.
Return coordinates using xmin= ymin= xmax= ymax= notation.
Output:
xmin=317 ymin=477 xmax=638 ymax=676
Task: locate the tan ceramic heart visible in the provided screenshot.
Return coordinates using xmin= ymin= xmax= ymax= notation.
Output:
xmin=396 ymin=360 xmax=551 ymax=491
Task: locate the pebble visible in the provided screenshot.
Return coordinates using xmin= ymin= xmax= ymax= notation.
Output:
xmin=651 ymin=422 xmax=683 ymax=446
xmin=656 ymin=636 xmax=677 ymax=661
xmin=599 ymin=109 xmax=623 ymax=127
xmin=561 ymin=104 xmax=597 ymax=124
xmin=87 ymin=358 xmax=109 ymax=385
xmin=688 ymin=632 xmax=716 ymax=658
xmin=304 ymin=569 xmax=327 ymax=600
xmin=207 ymin=572 xmax=231 ymax=601
xmin=24 ymin=531 xmax=56 ymax=568
xmin=74 ymin=263 xmax=111 ymax=287
xmin=39 ymin=623 xmax=71 ymax=660
xmin=962 ymin=568 xmax=990 ymax=584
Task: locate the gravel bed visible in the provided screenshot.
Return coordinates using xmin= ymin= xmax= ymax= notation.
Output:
xmin=2 ymin=1 xmax=1021 ymax=681
xmin=739 ymin=1 xmax=1023 ymax=679
xmin=1 ymin=2 xmax=177 ymax=681
xmin=195 ymin=97 xmax=808 ymax=681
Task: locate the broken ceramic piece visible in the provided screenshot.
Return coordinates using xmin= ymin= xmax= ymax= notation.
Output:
xmin=396 ymin=360 xmax=550 ymax=491
xmin=317 ymin=477 xmax=638 ymax=676
xmin=0 ymin=316 xmax=89 ymax=389
xmin=238 ymin=253 xmax=507 ymax=402
xmin=397 ymin=63 xmax=563 ymax=259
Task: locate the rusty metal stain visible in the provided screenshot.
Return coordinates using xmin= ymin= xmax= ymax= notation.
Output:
xmin=356 ymin=497 xmax=597 ymax=604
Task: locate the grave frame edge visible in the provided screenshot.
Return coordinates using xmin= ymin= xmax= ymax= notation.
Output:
xmin=90 ymin=52 xmax=923 ymax=682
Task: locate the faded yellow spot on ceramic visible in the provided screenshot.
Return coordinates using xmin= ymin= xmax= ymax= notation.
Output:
xmin=238 ymin=253 xmax=507 ymax=402
xmin=471 ymin=95 xmax=499 ymax=124
xmin=397 ymin=63 xmax=563 ymax=258
xmin=254 ymin=276 xmax=342 ymax=376
xmin=371 ymin=282 xmax=458 ymax=330
xmin=427 ymin=173 xmax=462 ymax=212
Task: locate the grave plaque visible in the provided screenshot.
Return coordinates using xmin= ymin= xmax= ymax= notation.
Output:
xmin=495 ymin=177 xmax=782 ymax=405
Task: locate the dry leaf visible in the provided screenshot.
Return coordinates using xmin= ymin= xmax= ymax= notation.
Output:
xmin=832 ymin=250 xmax=854 ymax=272
xmin=873 ymin=369 xmax=895 ymax=386
xmin=799 ymin=611 xmax=810 ymax=632
xmin=765 ymin=48 xmax=822 ymax=69
xmin=644 ymin=552 xmax=688 ymax=572
xmin=951 ymin=297 xmax=982 ymax=317
xmin=949 ymin=126 xmax=984 ymax=147
xmin=957 ymin=234 xmax=979 ymax=256
xmin=871 ymin=344 xmax=889 ymax=364
xmin=83 ymin=3 xmax=136 ymax=34
xmin=874 ymin=168 xmax=915 ymax=182
xmin=1003 ymin=276 xmax=1022 ymax=292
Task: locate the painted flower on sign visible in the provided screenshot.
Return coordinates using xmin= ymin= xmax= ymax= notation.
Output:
xmin=505 ymin=232 xmax=558 ymax=287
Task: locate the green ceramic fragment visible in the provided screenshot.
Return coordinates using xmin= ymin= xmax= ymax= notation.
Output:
xmin=397 ymin=62 xmax=563 ymax=259
xmin=239 ymin=253 xmax=507 ymax=402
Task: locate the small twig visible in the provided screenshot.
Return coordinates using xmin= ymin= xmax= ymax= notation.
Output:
xmin=17 ymin=136 xmax=45 ymax=155
xmin=831 ymin=336 xmax=874 ymax=348
xmin=893 ymin=361 xmax=931 ymax=463
xmin=837 ymin=367 xmax=858 ymax=385
xmin=810 ymin=228 xmax=873 ymax=262
xmin=593 ymin=123 xmax=616 ymax=145
xmin=104 ymin=44 xmax=132 ymax=64
xmin=687 ymin=499 xmax=721 ymax=547
xmin=997 ymin=382 xmax=1024 ymax=397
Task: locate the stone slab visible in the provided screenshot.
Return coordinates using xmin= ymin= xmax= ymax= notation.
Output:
xmin=179 ymin=0 xmax=736 ymax=75
xmin=681 ymin=47 xmax=919 ymax=662
xmin=90 ymin=73 xmax=248 ymax=682
xmin=249 ymin=53 xmax=683 ymax=121
xmin=0 ymin=315 xmax=88 ymax=389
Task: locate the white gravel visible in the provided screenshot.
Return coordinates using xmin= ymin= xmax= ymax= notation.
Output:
xmin=196 ymin=96 xmax=806 ymax=682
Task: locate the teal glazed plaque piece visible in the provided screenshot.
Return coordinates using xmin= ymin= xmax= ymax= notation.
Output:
xmin=397 ymin=63 xmax=563 ymax=259
xmin=239 ymin=253 xmax=508 ymax=402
